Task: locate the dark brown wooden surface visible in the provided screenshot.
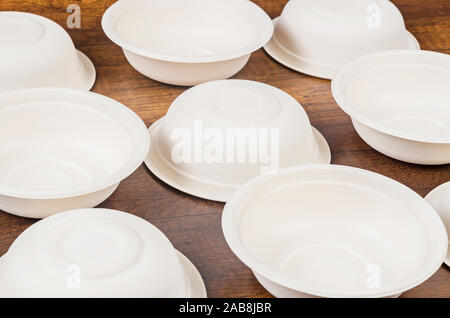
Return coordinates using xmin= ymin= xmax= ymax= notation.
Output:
xmin=0 ymin=0 xmax=449 ymax=298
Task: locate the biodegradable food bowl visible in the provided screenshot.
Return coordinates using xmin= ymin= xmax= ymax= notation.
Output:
xmin=145 ymin=80 xmax=331 ymax=202
xmin=0 ymin=209 xmax=206 ymax=297
xmin=102 ymin=0 xmax=273 ymax=86
xmin=426 ymin=182 xmax=450 ymax=267
xmin=332 ymin=50 xmax=450 ymax=165
xmin=264 ymin=0 xmax=419 ymax=79
xmin=0 ymin=12 xmax=95 ymax=91
xmin=0 ymin=88 xmax=149 ymax=218
xmin=222 ymin=165 xmax=448 ymax=298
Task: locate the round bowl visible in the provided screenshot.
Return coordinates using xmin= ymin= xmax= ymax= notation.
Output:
xmin=0 ymin=88 xmax=150 ymax=218
xmin=102 ymin=0 xmax=273 ymax=86
xmin=222 ymin=165 xmax=448 ymax=298
xmin=0 ymin=12 xmax=95 ymax=91
xmin=0 ymin=208 xmax=206 ymax=297
xmin=426 ymin=182 xmax=450 ymax=267
xmin=332 ymin=50 xmax=450 ymax=165
xmin=145 ymin=80 xmax=331 ymax=202
xmin=264 ymin=0 xmax=419 ymax=79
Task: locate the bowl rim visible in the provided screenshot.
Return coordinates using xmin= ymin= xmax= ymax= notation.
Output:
xmin=101 ymin=0 xmax=273 ymax=64
xmin=331 ymin=49 xmax=450 ymax=144
xmin=0 ymin=88 xmax=150 ymax=199
xmin=221 ymin=164 xmax=448 ymax=298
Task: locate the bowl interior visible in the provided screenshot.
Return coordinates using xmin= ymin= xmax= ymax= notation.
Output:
xmin=227 ymin=166 xmax=446 ymax=297
xmin=334 ymin=51 xmax=450 ymax=142
xmin=0 ymin=89 xmax=147 ymax=197
xmin=106 ymin=0 xmax=272 ymax=62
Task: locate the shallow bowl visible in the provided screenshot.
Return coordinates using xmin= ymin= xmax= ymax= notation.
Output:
xmin=0 ymin=88 xmax=149 ymax=218
xmin=222 ymin=165 xmax=448 ymax=298
xmin=332 ymin=50 xmax=450 ymax=165
xmin=145 ymin=80 xmax=330 ymax=202
xmin=0 ymin=208 xmax=206 ymax=297
xmin=264 ymin=0 xmax=419 ymax=79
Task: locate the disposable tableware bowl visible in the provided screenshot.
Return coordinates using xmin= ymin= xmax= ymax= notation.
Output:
xmin=102 ymin=0 xmax=273 ymax=86
xmin=332 ymin=50 xmax=450 ymax=165
xmin=222 ymin=165 xmax=448 ymax=298
xmin=426 ymin=182 xmax=450 ymax=267
xmin=0 ymin=11 xmax=95 ymax=91
xmin=264 ymin=0 xmax=419 ymax=79
xmin=0 ymin=88 xmax=149 ymax=218
xmin=0 ymin=209 xmax=206 ymax=297
xmin=145 ymin=80 xmax=331 ymax=202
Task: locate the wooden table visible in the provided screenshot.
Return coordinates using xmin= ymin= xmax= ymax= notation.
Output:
xmin=0 ymin=0 xmax=449 ymax=298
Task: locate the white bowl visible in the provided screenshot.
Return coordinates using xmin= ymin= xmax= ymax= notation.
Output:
xmin=0 ymin=208 xmax=206 ymax=297
xmin=145 ymin=80 xmax=331 ymax=202
xmin=0 ymin=12 xmax=95 ymax=91
xmin=426 ymin=182 xmax=450 ymax=267
xmin=222 ymin=165 xmax=448 ymax=298
xmin=0 ymin=88 xmax=149 ymax=218
xmin=102 ymin=0 xmax=273 ymax=86
xmin=332 ymin=50 xmax=450 ymax=165
xmin=264 ymin=0 xmax=419 ymax=79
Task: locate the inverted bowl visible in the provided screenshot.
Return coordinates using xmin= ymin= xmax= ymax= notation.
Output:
xmin=0 ymin=88 xmax=149 ymax=218
xmin=0 ymin=208 xmax=206 ymax=297
xmin=0 ymin=12 xmax=95 ymax=91
xmin=145 ymin=80 xmax=331 ymax=202
xmin=102 ymin=0 xmax=273 ymax=86
xmin=426 ymin=182 xmax=450 ymax=267
xmin=222 ymin=165 xmax=448 ymax=298
xmin=264 ymin=0 xmax=419 ymax=79
xmin=332 ymin=50 xmax=450 ymax=164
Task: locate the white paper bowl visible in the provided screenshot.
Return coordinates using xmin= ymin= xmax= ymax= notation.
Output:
xmin=102 ymin=0 xmax=273 ymax=86
xmin=222 ymin=165 xmax=448 ymax=298
xmin=0 ymin=209 xmax=206 ymax=298
xmin=426 ymin=182 xmax=450 ymax=267
xmin=264 ymin=0 xmax=419 ymax=79
xmin=332 ymin=50 xmax=450 ymax=165
xmin=145 ymin=80 xmax=331 ymax=202
xmin=0 ymin=88 xmax=149 ymax=218
xmin=0 ymin=12 xmax=95 ymax=91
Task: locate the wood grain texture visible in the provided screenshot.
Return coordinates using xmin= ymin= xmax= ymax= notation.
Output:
xmin=0 ymin=0 xmax=449 ymax=298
